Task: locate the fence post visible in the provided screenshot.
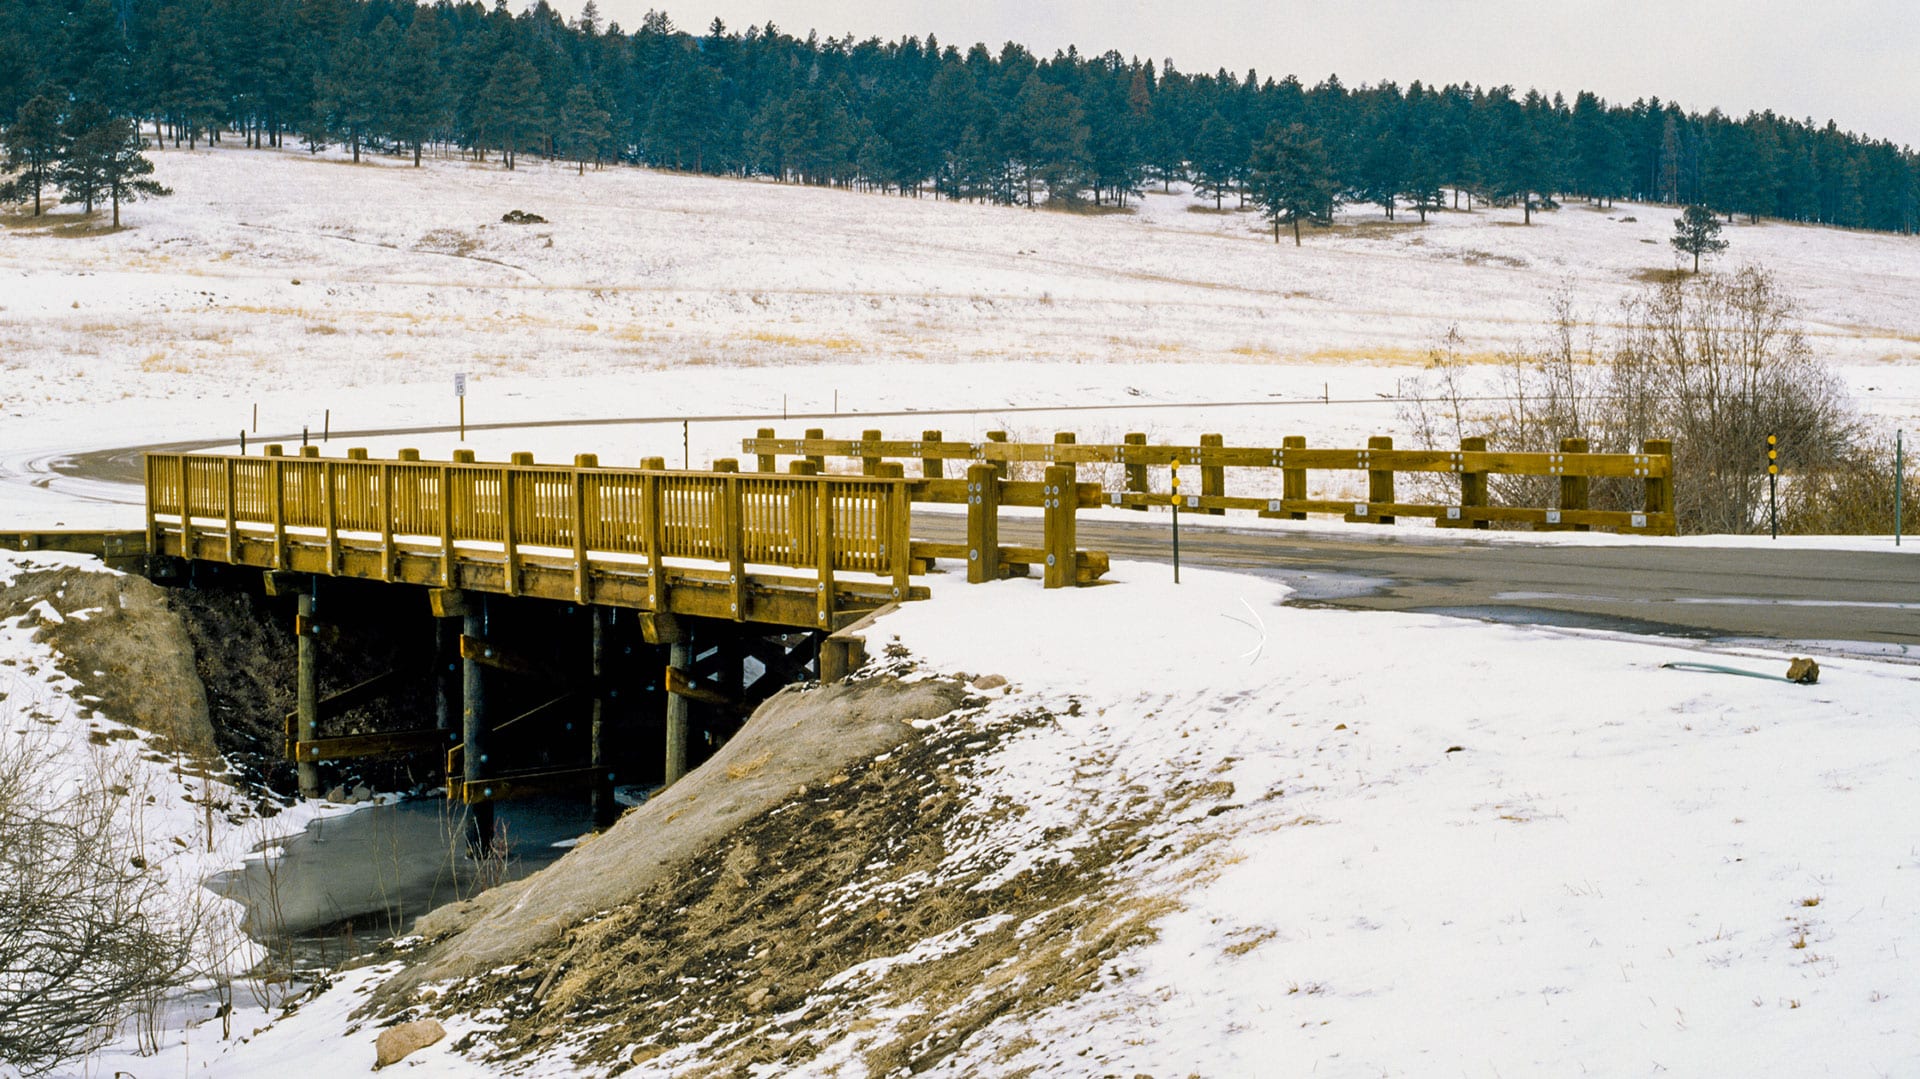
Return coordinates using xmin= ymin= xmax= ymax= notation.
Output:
xmin=1558 ymin=436 xmax=1590 ymax=531
xmin=1042 ymin=463 xmax=1077 ymax=589
xmin=644 ymin=472 xmax=666 ymax=612
xmin=966 ymin=462 xmax=1000 ymax=584
xmin=438 ymin=465 xmax=455 ymax=586
xmin=570 ymin=458 xmax=591 ymax=603
xmin=1124 ymin=433 xmax=1148 ymax=510
xmin=1449 ymin=436 xmax=1489 ymax=529
xmin=1643 ymin=438 xmax=1674 ymax=533
xmin=877 ymin=463 xmax=910 ymax=600
xmin=1200 ymin=433 xmax=1225 ymax=515
xmin=1053 ymin=432 xmax=1077 ymax=482
xmin=860 ymin=429 xmax=883 ymax=475
xmin=986 ymin=430 xmax=1009 ymax=481
xmin=921 ymin=430 xmax=944 ymax=479
xmin=1367 ymin=436 xmax=1395 ymax=524
xmin=804 ymin=428 xmax=825 ymax=473
xmin=1281 ymin=436 xmax=1308 ymax=519
xmin=755 ymin=428 xmax=777 ymax=473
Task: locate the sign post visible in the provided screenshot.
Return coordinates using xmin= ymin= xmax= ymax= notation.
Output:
xmin=1896 ymin=429 xmax=1904 ymax=547
xmin=454 ymin=372 xmax=467 ymax=442
xmin=1766 ymin=434 xmax=1779 ymax=540
xmin=1171 ymin=464 xmax=1181 ymax=585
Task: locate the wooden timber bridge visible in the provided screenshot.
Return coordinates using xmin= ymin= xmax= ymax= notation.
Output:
xmin=136 ymin=430 xmax=1672 ymax=841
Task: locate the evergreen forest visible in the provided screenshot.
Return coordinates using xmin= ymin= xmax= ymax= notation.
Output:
xmin=3 ymin=0 xmax=1917 ymax=234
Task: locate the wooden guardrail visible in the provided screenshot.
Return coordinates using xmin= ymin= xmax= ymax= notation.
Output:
xmin=1 ymin=529 xmax=147 ymax=572
xmin=742 ymin=428 xmax=1678 ymax=535
xmin=144 ymin=446 xmax=925 ymax=629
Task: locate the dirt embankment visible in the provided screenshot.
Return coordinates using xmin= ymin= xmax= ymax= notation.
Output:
xmin=359 ymin=667 xmax=1228 ymax=1076
xmin=0 ymin=562 xmax=217 ymax=757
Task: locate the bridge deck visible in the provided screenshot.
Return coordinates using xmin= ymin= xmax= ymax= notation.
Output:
xmin=145 ymin=452 xmax=928 ymax=629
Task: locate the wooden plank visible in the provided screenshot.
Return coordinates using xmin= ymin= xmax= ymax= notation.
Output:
xmin=379 ymin=463 xmax=395 ymax=580
xmin=279 ymin=668 xmax=409 ymax=726
xmin=451 ymin=765 xmax=604 ymax=805
xmin=1042 ymin=463 xmax=1076 ymax=589
xmin=224 ymin=459 xmax=239 ymax=564
xmin=665 ymin=665 xmax=748 ymax=712
xmin=294 ymin=727 xmax=453 ymax=762
xmin=815 ymin=479 xmax=835 ymax=628
xmin=459 ymin=634 xmax=551 ymax=679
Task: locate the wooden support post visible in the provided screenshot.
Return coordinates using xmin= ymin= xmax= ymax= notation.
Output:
xmin=1644 ymin=438 xmax=1675 ymax=530
xmin=300 ymin=445 xmax=319 ymax=458
xmin=986 ymin=430 xmax=1009 ymax=480
xmin=223 ymin=459 xmax=238 ymax=563
xmin=804 ymin=428 xmax=825 ymax=473
xmin=878 ymin=463 xmax=910 ymax=600
xmin=432 ymin=604 xmax=461 ymax=744
xmin=1367 ymin=436 xmax=1395 ymax=524
xmin=664 ymin=640 xmax=691 ymax=786
xmin=453 ymin=449 xmax=476 ymax=464
xmin=378 ymin=463 xmax=394 ymax=580
xmin=714 ymin=462 xmax=744 ymax=620
xmin=510 ymin=451 xmax=534 ymax=466
xmin=1558 ymin=436 xmax=1591 ymax=531
xmin=815 ymin=479 xmax=836 ymax=627
xmin=1200 ymin=433 xmax=1225 ymax=515
xmin=322 ymin=459 xmax=338 ymax=572
xmin=921 ymin=430 xmax=944 ymax=479
xmin=296 ymin=586 xmax=321 ymax=799
xmin=860 ymin=429 xmax=883 ymax=475
xmin=639 ymin=456 xmax=665 ymax=471
xmin=644 ymin=472 xmax=666 ymax=611
xmin=591 ymin=607 xmax=615 ymax=827
xmin=438 ymin=465 xmax=457 ymax=586
xmin=500 ymin=466 xmax=520 ymax=596
xmin=1282 ymin=435 xmax=1308 ymax=519
xmin=966 ymin=463 xmax=1000 ymax=584
xmin=755 ymin=428 xmax=777 ymax=473
xmin=397 ymin=448 xmax=420 ymax=461
xmin=268 ymin=450 xmax=287 ymax=568
xmin=789 ymin=460 xmax=818 ymax=566
xmin=1124 ymin=433 xmax=1148 ymax=511
xmin=462 ymin=604 xmax=494 ymax=849
xmin=347 ymin=447 xmax=368 ymax=461
xmin=1447 ymin=436 xmax=1490 ymax=529
xmin=570 ymin=471 xmax=589 ymax=601
xmin=178 ymin=456 xmax=195 ymax=560
xmin=1042 ymin=463 xmax=1076 ymax=589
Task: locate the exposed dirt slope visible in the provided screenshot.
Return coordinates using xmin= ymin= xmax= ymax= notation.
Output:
xmin=383 ymin=675 xmax=969 ymax=1001
xmin=0 ymin=562 xmax=216 ymax=756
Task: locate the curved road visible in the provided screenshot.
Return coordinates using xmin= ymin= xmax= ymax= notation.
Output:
xmin=47 ymin=422 xmax=1920 ymax=656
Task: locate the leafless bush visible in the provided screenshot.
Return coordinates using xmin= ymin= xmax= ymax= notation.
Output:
xmin=1402 ymin=266 xmax=1866 ymax=534
xmin=1777 ymin=438 xmax=1919 ymax=535
xmin=0 ymin=725 xmax=204 ymax=1075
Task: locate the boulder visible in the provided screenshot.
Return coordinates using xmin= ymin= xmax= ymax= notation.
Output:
xmin=374 ymin=1018 xmax=446 ymax=1068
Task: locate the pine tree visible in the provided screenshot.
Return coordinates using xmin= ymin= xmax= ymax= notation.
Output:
xmin=386 ymin=16 xmax=449 ymax=166
xmin=1670 ymin=204 xmax=1727 ymax=273
xmin=55 ymin=102 xmax=112 ymax=214
xmin=0 ymin=94 xmax=63 ymax=215
xmin=92 ymin=115 xmax=170 ymax=226
xmin=559 ymin=85 xmax=610 ymax=174
xmin=1249 ymin=122 xmax=1340 ymax=245
xmin=478 ymin=53 xmax=544 ymax=169
xmin=1193 ymin=111 xmax=1237 ymax=209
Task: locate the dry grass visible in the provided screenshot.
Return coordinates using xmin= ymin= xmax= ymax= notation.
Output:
xmin=1631 ymin=266 xmax=1693 ymax=285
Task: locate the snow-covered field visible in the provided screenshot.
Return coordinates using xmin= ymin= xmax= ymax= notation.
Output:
xmin=4 ymin=148 xmax=1920 ymax=1076
xmin=3 ymin=145 xmax=1919 ymax=529
xmin=50 ymin=563 xmax=1920 ymax=1077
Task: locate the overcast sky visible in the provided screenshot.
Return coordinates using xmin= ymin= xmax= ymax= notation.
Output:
xmin=571 ymin=1 xmax=1919 ymax=149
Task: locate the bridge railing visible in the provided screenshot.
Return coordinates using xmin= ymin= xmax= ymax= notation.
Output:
xmin=145 ymin=448 xmax=916 ymax=626
xmin=741 ymin=428 xmax=1678 ymax=535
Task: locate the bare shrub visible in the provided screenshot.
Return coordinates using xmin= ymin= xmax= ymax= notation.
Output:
xmin=0 ymin=726 xmax=204 ymax=1075
xmin=1403 ymin=266 xmax=1867 ymax=534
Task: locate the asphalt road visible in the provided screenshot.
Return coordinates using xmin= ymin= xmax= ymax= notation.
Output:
xmin=917 ymin=512 xmax=1920 ymax=650
xmin=50 ymin=432 xmax=1920 ymax=654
